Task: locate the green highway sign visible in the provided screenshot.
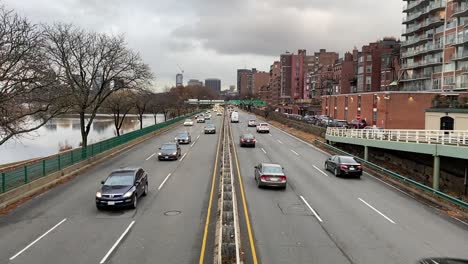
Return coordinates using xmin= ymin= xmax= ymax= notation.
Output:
xmin=228 ymin=100 xmax=265 ymax=106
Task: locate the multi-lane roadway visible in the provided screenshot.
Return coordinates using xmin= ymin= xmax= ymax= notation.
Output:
xmin=0 ymin=109 xmax=467 ymax=264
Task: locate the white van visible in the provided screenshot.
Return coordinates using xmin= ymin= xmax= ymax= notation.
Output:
xmin=231 ymin=111 xmax=239 ymax=123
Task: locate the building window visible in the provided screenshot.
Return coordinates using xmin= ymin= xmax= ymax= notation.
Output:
xmin=366 ymin=65 xmax=372 ymax=73
xmin=373 ymin=111 xmax=377 ymax=124
xmin=446 ymin=33 xmax=455 ymax=45
xmin=366 ymin=76 xmax=372 ymax=91
xmin=358 ymin=66 xmax=364 ymax=74
xmin=367 ymin=55 xmax=372 ymax=62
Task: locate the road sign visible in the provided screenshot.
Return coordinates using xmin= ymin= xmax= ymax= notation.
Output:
xmin=228 ymin=100 xmax=265 ymax=106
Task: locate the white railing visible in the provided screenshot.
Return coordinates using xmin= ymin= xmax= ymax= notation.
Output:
xmin=326 ymin=128 xmax=468 ymax=146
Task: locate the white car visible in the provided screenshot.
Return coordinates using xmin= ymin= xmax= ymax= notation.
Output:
xmin=248 ymin=119 xmax=256 ymax=127
xmin=256 ymin=123 xmax=270 ymax=133
xmin=217 ymin=112 xmax=222 ymax=116
xmin=183 ymin=119 xmax=194 ymax=126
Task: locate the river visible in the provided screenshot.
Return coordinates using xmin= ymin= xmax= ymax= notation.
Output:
xmin=0 ymin=114 xmax=166 ymax=165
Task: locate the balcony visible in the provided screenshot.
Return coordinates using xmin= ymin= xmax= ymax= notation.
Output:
xmin=402 ymin=0 xmax=446 ymax=24
xmin=401 ymin=57 xmax=443 ymax=69
xmin=403 ymin=0 xmax=426 ymax=13
xmin=401 ymin=44 xmax=443 ymax=58
xmin=400 ymin=72 xmax=432 ymax=82
xmin=453 ymin=3 xmax=468 ymax=17
xmin=401 ymin=34 xmax=433 ymax=47
xmin=402 ymin=16 xmax=445 ymax=36
xmin=452 ymin=53 xmax=468 ymax=61
xmin=454 ymin=34 xmax=468 ymax=46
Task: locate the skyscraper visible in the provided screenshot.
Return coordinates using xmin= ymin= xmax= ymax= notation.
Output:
xmin=205 ymin=78 xmax=221 ymax=93
xmin=176 ymin=73 xmax=183 ymax=87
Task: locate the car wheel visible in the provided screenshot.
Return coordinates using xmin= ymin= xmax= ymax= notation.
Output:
xmin=131 ymin=194 xmax=138 ymax=209
xmin=282 ymin=185 xmax=287 ymax=190
xmin=334 ymin=168 xmax=339 ymax=177
xmin=324 ymin=162 xmax=328 ymax=171
xmin=143 ymin=183 xmax=148 ymax=196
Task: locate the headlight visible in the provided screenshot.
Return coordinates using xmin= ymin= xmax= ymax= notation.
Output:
xmin=158 ymin=152 xmax=162 ymax=155
xmin=96 ymin=192 xmax=102 ymax=198
xmin=123 ymin=187 xmax=136 ymax=198
xmin=175 ymin=137 xmax=178 ymax=141
xmin=172 ymin=152 xmax=177 ymax=155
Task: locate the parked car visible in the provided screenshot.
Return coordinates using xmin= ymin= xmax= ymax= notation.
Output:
xmin=254 ymin=163 xmax=287 ymax=189
xmin=318 ymin=117 xmax=332 ymax=127
xmin=240 ymin=133 xmax=256 ymax=147
xmin=158 ymin=142 xmax=181 ymax=160
xmin=256 ymin=123 xmax=270 ymax=133
xmin=303 ymin=115 xmax=317 ymax=124
xmin=175 ymin=132 xmax=191 ymax=144
xmin=183 ymin=119 xmax=194 ymax=126
xmin=197 ymin=116 xmax=205 ymax=123
xmin=325 ymin=155 xmax=362 ymax=178
xmin=204 ymin=124 xmax=216 ymax=134
xmin=350 ymin=119 xmax=367 ymax=129
xmin=96 ymin=168 xmax=148 ymax=210
xmin=329 ymin=119 xmax=349 ymax=128
xmin=248 ymin=119 xmax=256 ymax=127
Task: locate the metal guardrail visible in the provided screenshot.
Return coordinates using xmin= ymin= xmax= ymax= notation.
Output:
xmin=327 ymin=128 xmax=468 ymax=146
xmin=315 ymin=140 xmax=468 ymax=209
xmin=0 ymin=113 xmax=196 ymax=193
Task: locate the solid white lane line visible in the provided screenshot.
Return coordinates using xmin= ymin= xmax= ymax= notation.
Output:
xmin=197 ymin=135 xmax=201 ymax=139
xmin=277 ymin=139 xmax=283 ymax=144
xmin=158 ymin=173 xmax=172 ymax=190
xmin=99 ymin=221 xmax=136 ymax=264
xmin=290 ymin=150 xmax=300 ymax=156
xmin=358 ymin=198 xmax=396 ymax=224
xmin=269 ymin=134 xmax=272 ymax=137
xmin=10 ymin=218 xmax=67 ymax=260
xmin=191 ymin=142 xmax=196 ymax=147
xmin=180 ymin=153 xmax=187 ymax=161
xmin=145 ymin=153 xmax=156 ymax=161
xmin=261 ymin=148 xmax=267 ymax=154
xmin=300 ymin=196 xmax=323 ymax=223
xmin=313 ymin=165 xmax=329 ymax=177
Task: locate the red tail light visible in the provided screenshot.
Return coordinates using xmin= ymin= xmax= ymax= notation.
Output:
xmin=340 ymin=165 xmax=349 ymax=169
xmin=357 ymin=165 xmax=362 ymax=169
xmin=280 ymin=176 xmax=287 ymax=181
xmin=260 ymin=175 xmax=268 ymax=180
xmin=241 ymin=138 xmax=246 ymax=142
xmin=252 ymin=138 xmax=256 ymax=142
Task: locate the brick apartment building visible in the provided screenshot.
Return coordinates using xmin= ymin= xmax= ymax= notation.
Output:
xmin=279 ymin=50 xmax=307 ymax=102
xmin=332 ymin=52 xmax=355 ymax=94
xmin=253 ymin=71 xmax=269 ymax=95
xmin=237 ymin=68 xmax=256 ymax=98
xmin=308 ymin=49 xmax=339 ymax=98
xmin=401 ymin=0 xmax=468 ymax=91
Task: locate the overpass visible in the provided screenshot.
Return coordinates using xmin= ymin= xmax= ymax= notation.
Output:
xmin=326 ymin=128 xmax=468 ymax=190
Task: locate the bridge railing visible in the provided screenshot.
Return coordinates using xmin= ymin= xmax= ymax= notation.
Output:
xmin=327 ymin=128 xmax=468 ymax=146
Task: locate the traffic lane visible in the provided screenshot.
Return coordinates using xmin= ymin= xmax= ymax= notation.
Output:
xmin=254 ymin=122 xmax=468 ymax=262
xmin=262 ymin=119 xmax=468 ymax=257
xmin=0 ymin=120 xmax=203 ymax=261
xmin=230 ymin=122 xmax=351 ymax=264
xmin=109 ymin=117 xmax=221 ymax=264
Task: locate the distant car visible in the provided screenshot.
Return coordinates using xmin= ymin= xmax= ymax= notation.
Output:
xmin=183 ymin=119 xmax=194 ymax=126
xmin=256 ymin=123 xmax=270 ymax=133
xmin=158 ymin=142 xmax=181 ymax=160
xmin=217 ymin=112 xmax=222 ymax=116
xmin=204 ymin=124 xmax=216 ymax=134
xmin=205 ymin=114 xmax=211 ymax=120
xmin=419 ymin=258 xmax=468 ymax=264
xmin=197 ymin=116 xmax=205 ymax=123
xmin=254 ymin=163 xmax=287 ymax=189
xmin=240 ymin=133 xmax=256 ymax=147
xmin=350 ymin=119 xmax=367 ymax=129
xmin=325 ymin=155 xmax=362 ymax=178
xmin=248 ymin=119 xmax=256 ymax=127
xmin=231 ymin=111 xmax=239 ymax=123
xmin=318 ymin=117 xmax=332 ymax=127
xmin=329 ymin=119 xmax=349 ymax=128
xmin=96 ymin=168 xmax=148 ymax=210
xmin=175 ymin=132 xmax=191 ymax=144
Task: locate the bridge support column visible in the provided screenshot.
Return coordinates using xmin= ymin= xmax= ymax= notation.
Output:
xmin=364 ymin=146 xmax=369 ymax=161
xmin=433 ymin=155 xmax=440 ymax=191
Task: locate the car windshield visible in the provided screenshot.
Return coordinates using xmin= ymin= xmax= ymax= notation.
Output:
xmin=161 ymin=144 xmax=176 ymax=150
xmin=105 ymin=173 xmax=134 ymax=186
xmin=340 ymin=157 xmax=357 ymax=163
xmin=262 ymin=165 xmax=282 ymax=174
xmin=177 ymin=133 xmax=188 ymax=138
xmin=206 ymin=124 xmax=215 ymax=128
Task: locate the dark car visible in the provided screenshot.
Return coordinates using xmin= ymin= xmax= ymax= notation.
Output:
xmin=350 ymin=119 xmax=367 ymax=129
xmin=254 ymin=163 xmax=287 ymax=189
xmin=204 ymin=124 xmax=216 ymax=134
xmin=158 ymin=143 xmax=181 ymax=160
xmin=329 ymin=119 xmax=349 ymax=128
xmin=175 ymin=132 xmax=191 ymax=144
xmin=96 ymin=168 xmax=148 ymax=210
xmin=325 ymin=155 xmax=362 ymax=178
xmin=240 ymin=133 xmax=256 ymax=147
xmin=419 ymin=258 xmax=468 ymax=264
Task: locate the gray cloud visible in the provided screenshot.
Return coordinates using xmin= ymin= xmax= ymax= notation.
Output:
xmin=3 ymin=0 xmax=402 ymax=90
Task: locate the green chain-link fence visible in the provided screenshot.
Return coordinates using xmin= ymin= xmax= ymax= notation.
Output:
xmin=0 ymin=114 xmax=194 ymax=193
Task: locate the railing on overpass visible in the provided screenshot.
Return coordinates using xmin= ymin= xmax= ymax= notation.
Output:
xmin=0 ymin=113 xmax=197 ymax=194
xmin=327 ymin=128 xmax=468 ymax=147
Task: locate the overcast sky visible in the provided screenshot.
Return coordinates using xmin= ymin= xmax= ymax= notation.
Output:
xmin=4 ymin=0 xmax=402 ymax=91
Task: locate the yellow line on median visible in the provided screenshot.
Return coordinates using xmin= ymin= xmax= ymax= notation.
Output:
xmin=230 ymin=123 xmax=259 ymax=264
xmin=198 ymin=117 xmax=223 ymax=264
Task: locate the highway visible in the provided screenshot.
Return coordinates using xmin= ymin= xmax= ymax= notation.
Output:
xmin=0 ymin=115 xmax=222 ymax=264
xmin=230 ymin=110 xmax=468 ymax=264
xmin=0 ymin=109 xmax=467 ymax=264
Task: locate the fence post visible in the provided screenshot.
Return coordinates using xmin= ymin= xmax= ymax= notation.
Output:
xmin=71 ymin=150 xmax=74 ymax=164
xmin=2 ymin=172 xmax=5 ymax=192
xmin=58 ymin=155 xmax=61 ymax=170
xmin=42 ymin=160 xmax=46 ymax=176
xmin=24 ymin=165 xmax=28 ymax=183
xmin=433 ymin=155 xmax=440 ymax=191
xmin=91 ymin=144 xmax=94 ymax=157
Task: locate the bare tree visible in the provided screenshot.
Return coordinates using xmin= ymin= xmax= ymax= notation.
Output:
xmin=133 ymin=89 xmax=153 ymax=129
xmin=0 ymin=7 xmax=67 ymax=145
xmin=103 ymin=89 xmax=134 ymax=136
xmin=43 ymin=23 xmax=152 ymax=148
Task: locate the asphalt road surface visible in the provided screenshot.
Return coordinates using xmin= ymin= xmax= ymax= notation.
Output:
xmin=230 ymin=110 xmax=468 ymax=264
xmin=0 ymin=115 xmax=222 ymax=264
xmin=1 ymin=109 xmax=467 ymax=264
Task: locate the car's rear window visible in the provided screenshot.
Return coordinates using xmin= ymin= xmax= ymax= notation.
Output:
xmin=262 ymin=165 xmax=282 ymax=173
xmin=105 ymin=173 xmax=134 ymax=186
xmin=259 ymin=123 xmax=268 ymax=126
xmin=243 ymin=134 xmax=254 ymax=139
xmin=340 ymin=157 xmax=357 ymax=163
